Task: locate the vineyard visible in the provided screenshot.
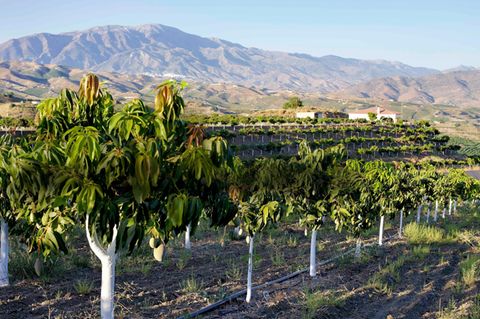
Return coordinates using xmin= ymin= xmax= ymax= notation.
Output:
xmin=0 ymin=75 xmax=480 ymax=319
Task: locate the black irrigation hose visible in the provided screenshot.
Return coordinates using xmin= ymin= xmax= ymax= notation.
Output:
xmin=177 ymin=233 xmax=399 ymax=319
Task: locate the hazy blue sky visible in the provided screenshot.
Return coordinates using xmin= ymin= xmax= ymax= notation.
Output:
xmin=0 ymin=0 xmax=478 ymax=69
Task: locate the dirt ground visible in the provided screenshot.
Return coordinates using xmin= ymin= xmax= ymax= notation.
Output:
xmin=1 ymin=207 xmax=479 ymax=319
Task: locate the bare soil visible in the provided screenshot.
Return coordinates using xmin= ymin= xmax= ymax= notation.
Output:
xmin=0 ymin=211 xmax=479 ymax=319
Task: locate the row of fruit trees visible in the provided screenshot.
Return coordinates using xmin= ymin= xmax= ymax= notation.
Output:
xmin=0 ymin=74 xmax=478 ymax=318
xmin=205 ymin=122 xmax=458 ymax=160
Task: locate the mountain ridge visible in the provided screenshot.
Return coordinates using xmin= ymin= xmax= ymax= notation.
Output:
xmin=0 ymin=23 xmax=439 ymax=92
xmin=329 ymin=70 xmax=480 ymax=107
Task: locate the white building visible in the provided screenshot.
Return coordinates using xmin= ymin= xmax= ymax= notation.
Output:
xmin=295 ymin=111 xmax=323 ymax=119
xmin=348 ymin=106 xmax=400 ymax=122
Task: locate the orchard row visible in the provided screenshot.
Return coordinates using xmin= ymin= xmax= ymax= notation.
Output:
xmin=0 ymin=75 xmax=477 ymax=319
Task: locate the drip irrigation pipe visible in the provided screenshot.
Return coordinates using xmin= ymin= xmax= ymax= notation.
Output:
xmin=177 ymin=233 xmax=398 ymax=319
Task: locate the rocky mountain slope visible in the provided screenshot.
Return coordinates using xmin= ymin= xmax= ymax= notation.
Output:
xmin=0 ymin=60 xmax=306 ymax=113
xmin=330 ymin=70 xmax=480 ymax=107
xmin=0 ymin=24 xmax=439 ymax=92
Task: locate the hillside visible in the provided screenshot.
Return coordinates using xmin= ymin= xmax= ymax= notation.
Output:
xmin=330 ymin=70 xmax=480 ymax=107
xmin=0 ymin=24 xmax=439 ymax=92
xmin=0 ymin=60 xmax=316 ymax=114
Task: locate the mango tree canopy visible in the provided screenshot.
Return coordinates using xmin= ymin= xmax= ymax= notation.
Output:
xmin=10 ymin=74 xmax=236 ymax=256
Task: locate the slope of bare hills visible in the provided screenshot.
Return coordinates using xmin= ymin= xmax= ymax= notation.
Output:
xmin=1 ymin=60 xmax=480 ymax=142
xmin=330 ymin=70 xmax=480 ymax=107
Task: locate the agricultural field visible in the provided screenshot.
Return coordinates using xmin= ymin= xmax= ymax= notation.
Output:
xmin=1 ymin=74 xmax=480 ymax=319
xmin=205 ymin=122 xmax=457 ymax=160
xmin=2 ymin=203 xmax=480 ymax=318
xmin=184 ymin=114 xmax=466 ymax=162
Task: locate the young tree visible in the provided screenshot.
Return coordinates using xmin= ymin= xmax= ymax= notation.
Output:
xmin=286 ymin=141 xmax=344 ymax=276
xmin=20 ymin=74 xmax=235 ymax=319
xmin=1 ymin=133 xmax=71 ymax=285
xmin=395 ymin=163 xmax=423 ymax=236
xmin=329 ymin=159 xmax=381 ymax=258
xmin=412 ymin=164 xmax=437 ymax=223
xmin=228 ymin=157 xmax=288 ymax=302
xmin=0 ymin=135 xmax=18 ymax=286
xmin=171 ymin=127 xmax=234 ymax=251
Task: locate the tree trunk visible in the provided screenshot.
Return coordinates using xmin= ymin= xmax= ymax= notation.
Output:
xmin=434 ymin=200 xmax=438 ymax=222
xmin=442 ymin=207 xmax=446 ymax=219
xmin=399 ymin=209 xmax=404 ymax=237
xmin=378 ymin=215 xmax=385 ymax=246
xmin=246 ymin=235 xmax=254 ymax=303
xmin=233 ymin=226 xmax=241 ymax=238
xmin=86 ymin=216 xmax=118 ymax=319
xmin=0 ymin=218 xmax=8 ymax=287
xmin=185 ymin=224 xmax=191 ymax=250
xmin=416 ymin=204 xmax=422 ymax=223
xmin=449 ymin=198 xmax=452 ymax=216
xmin=354 ymin=238 xmax=362 ymax=259
xmin=454 ymin=199 xmax=457 ymax=213
xmin=309 ymin=230 xmax=317 ymax=277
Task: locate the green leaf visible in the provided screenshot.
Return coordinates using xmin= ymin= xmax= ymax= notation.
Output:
xmin=167 ymin=194 xmax=186 ymax=227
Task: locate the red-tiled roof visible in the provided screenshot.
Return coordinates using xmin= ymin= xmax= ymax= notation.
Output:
xmin=349 ymin=107 xmax=400 ymax=115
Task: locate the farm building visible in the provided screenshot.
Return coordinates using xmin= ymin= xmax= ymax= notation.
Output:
xmin=348 ymin=106 xmax=400 ymax=122
xmin=295 ymin=111 xmax=323 ymax=119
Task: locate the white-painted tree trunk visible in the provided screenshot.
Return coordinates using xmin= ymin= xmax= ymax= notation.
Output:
xmin=309 ymin=230 xmax=317 ymax=277
xmin=0 ymin=218 xmax=9 ymax=287
xmin=246 ymin=235 xmax=254 ymax=303
xmin=233 ymin=226 xmax=241 ymax=237
xmin=426 ymin=208 xmax=430 ymax=224
xmin=416 ymin=204 xmax=422 ymax=223
xmin=378 ymin=215 xmax=385 ymax=246
xmin=354 ymin=238 xmax=362 ymax=259
xmin=434 ymin=200 xmax=438 ymax=222
xmin=185 ymin=224 xmax=191 ymax=250
xmin=399 ymin=209 xmax=404 ymax=237
xmin=454 ymin=200 xmax=457 ymax=213
xmin=442 ymin=207 xmax=446 ymax=219
xmin=449 ymin=198 xmax=452 ymax=216
xmin=86 ymin=216 xmax=118 ymax=319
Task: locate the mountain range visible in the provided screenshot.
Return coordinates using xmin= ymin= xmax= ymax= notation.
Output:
xmin=0 ymin=23 xmax=479 ymax=111
xmin=0 ymin=60 xmax=307 ymax=113
xmin=0 ymin=24 xmax=440 ymax=92
xmin=329 ymin=70 xmax=480 ymax=107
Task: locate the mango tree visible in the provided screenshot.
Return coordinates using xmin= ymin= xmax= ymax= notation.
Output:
xmin=0 ymin=135 xmax=15 ymax=287
xmin=24 ymin=74 xmax=235 ymax=319
xmin=0 ymin=135 xmax=28 ymax=286
xmin=286 ymin=141 xmax=344 ymax=276
xmin=228 ymin=157 xmax=288 ymax=302
xmin=170 ymin=126 xmax=232 ymax=251
xmin=0 ymin=132 xmax=72 ymax=285
xmin=445 ymin=169 xmax=480 ymax=214
xmin=329 ymin=159 xmax=381 ymax=258
xmin=362 ymin=161 xmax=395 ymax=245
xmin=413 ymin=164 xmax=437 ymax=223
xmin=394 ymin=164 xmax=422 ymax=236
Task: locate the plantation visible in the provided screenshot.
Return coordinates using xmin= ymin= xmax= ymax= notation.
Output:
xmin=3 ymin=199 xmax=480 ymax=318
xmin=0 ymin=75 xmax=480 ymax=319
xmin=204 ymin=122 xmax=460 ymax=160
